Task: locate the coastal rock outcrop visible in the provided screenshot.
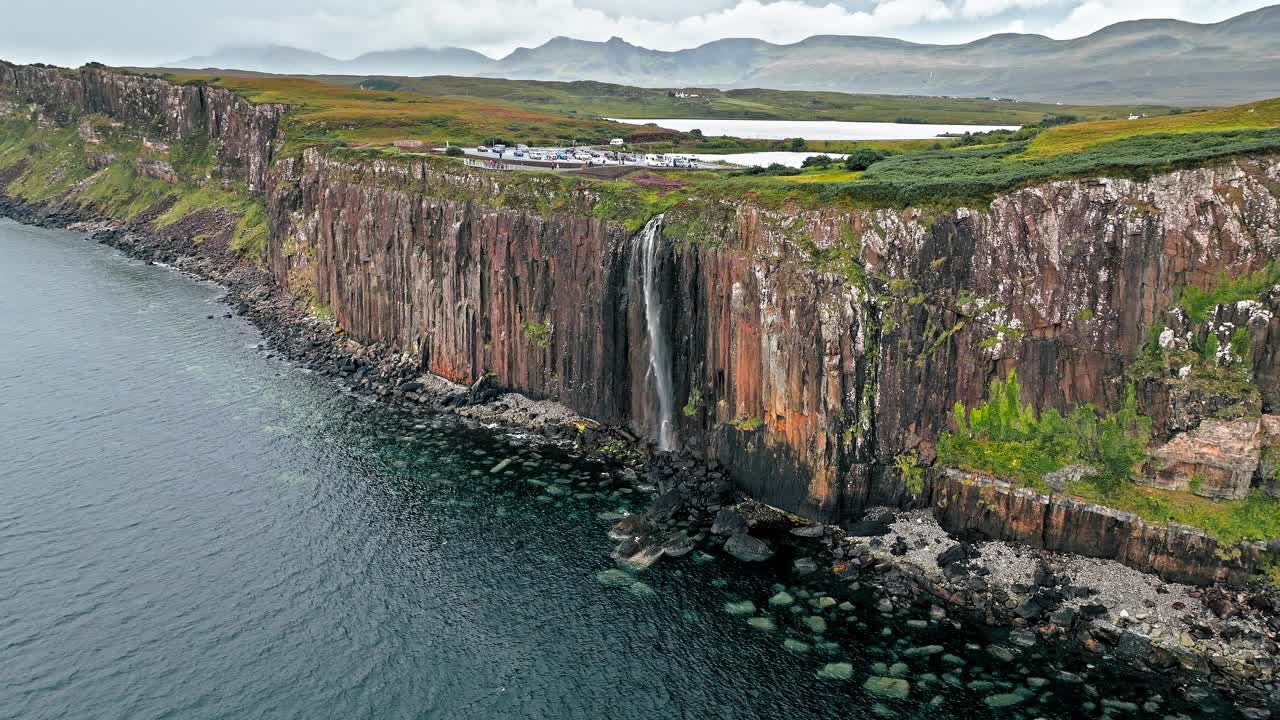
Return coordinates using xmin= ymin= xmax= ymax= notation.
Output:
xmin=0 ymin=61 xmax=286 ymax=191
xmin=928 ymin=469 xmax=1267 ymax=585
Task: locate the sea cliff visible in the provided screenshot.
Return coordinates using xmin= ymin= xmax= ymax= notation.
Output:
xmin=3 ymin=61 xmax=1280 ymax=587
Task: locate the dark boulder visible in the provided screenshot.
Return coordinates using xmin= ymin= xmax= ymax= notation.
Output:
xmin=711 ymin=508 xmax=748 ymax=536
xmin=936 ymin=542 xmax=979 ymax=567
xmin=846 ymin=520 xmax=891 ymax=537
xmin=724 ymin=532 xmax=772 ymax=562
xmin=661 ymin=531 xmax=695 ymax=558
xmin=1079 ymin=603 xmax=1109 ymax=619
xmin=645 ymin=489 xmax=684 ymax=523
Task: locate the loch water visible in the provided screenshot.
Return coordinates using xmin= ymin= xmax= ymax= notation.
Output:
xmin=0 ymin=219 xmax=1239 ymax=719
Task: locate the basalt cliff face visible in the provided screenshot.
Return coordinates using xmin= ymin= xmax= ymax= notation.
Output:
xmin=268 ymin=150 xmax=1280 ymax=510
xmin=0 ymin=62 xmax=285 ymax=191
xmin=5 ymin=65 xmax=1280 ymax=583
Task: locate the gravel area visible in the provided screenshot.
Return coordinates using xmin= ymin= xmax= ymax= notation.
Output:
xmin=864 ymin=509 xmax=1275 ymax=673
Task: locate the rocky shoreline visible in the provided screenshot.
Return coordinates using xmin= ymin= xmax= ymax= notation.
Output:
xmin=2 ymin=194 xmax=1276 ymax=715
xmin=608 ymin=454 xmax=1280 ymax=717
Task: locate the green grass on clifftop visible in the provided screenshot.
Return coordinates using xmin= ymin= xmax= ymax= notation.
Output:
xmin=1067 ymin=483 xmax=1280 ymax=547
xmin=0 ymin=115 xmax=268 ymax=262
xmin=170 ymin=74 xmax=639 ymax=154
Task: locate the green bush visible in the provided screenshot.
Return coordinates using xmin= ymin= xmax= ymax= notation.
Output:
xmin=937 ymin=370 xmax=1151 ymax=491
xmin=843 ymin=148 xmax=887 ymax=171
xmin=734 ymin=163 xmax=801 ymax=177
xmin=801 ymin=154 xmax=835 ymax=168
xmin=444 ymin=145 xmax=465 ymax=157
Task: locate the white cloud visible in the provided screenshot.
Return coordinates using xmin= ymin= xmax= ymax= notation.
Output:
xmin=959 ymin=0 xmax=1057 ymax=20
xmin=225 ymin=0 xmax=957 ymax=57
xmin=6 ymin=0 xmax=1279 ymax=67
xmin=1044 ymin=0 xmax=1276 ymax=39
xmin=1048 ymin=0 xmax=1185 ymax=37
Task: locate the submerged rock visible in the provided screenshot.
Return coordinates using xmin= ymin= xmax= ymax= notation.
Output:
xmin=804 ymin=615 xmax=828 ymax=633
xmin=863 ymin=676 xmax=910 ymax=699
xmin=984 ymin=693 xmax=1026 ymax=708
xmin=724 ymin=600 xmax=757 ymax=616
xmin=628 ymin=581 xmax=656 ymax=597
xmin=769 ymin=591 xmax=795 ymax=606
xmin=817 ymin=663 xmax=854 ymax=680
xmin=595 ymin=568 xmax=634 ymax=587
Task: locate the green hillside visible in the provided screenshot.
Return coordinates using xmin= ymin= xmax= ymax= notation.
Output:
xmin=327 ymin=75 xmax=1180 ymax=127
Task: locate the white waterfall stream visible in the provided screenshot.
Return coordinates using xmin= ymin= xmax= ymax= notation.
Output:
xmin=639 ymin=215 xmax=676 ymax=451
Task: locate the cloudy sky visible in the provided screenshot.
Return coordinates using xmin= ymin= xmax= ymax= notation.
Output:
xmin=5 ymin=0 xmax=1276 ymax=66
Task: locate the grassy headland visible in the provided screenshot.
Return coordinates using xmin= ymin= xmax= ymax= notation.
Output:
xmin=0 ymin=115 xmax=268 ymax=259
xmin=169 ymin=74 xmax=641 ymax=153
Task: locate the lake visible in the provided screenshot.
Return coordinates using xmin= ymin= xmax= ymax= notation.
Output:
xmin=687 ymin=151 xmax=847 ymax=168
xmin=608 ymin=118 xmax=1020 ymax=141
xmin=0 ymin=218 xmax=1235 ymax=719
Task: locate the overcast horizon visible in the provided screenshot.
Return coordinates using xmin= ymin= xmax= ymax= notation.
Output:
xmin=4 ymin=0 xmax=1277 ymax=68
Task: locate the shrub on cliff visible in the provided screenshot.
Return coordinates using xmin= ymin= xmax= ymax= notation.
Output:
xmin=1178 ymin=260 xmax=1280 ymax=323
xmin=938 ymin=370 xmax=1150 ymax=491
xmin=843 ymin=149 xmax=887 ymax=171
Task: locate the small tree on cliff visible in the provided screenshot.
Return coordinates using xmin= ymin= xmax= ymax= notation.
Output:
xmin=844 ymin=148 xmax=887 ymax=172
xmin=939 ymin=370 xmax=1149 ymax=491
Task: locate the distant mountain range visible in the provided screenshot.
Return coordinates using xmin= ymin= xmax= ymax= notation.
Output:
xmin=169 ymin=5 xmax=1280 ymax=105
xmin=172 ymin=45 xmax=493 ymax=78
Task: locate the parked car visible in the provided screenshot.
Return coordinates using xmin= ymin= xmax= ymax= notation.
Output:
xmin=555 ymin=152 xmax=569 ymax=160
xmin=513 ymin=150 xmax=524 ymax=157
xmin=476 ymin=146 xmax=488 ymax=153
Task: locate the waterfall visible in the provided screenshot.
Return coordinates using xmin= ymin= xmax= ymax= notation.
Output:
xmin=639 ymin=215 xmax=676 ymax=452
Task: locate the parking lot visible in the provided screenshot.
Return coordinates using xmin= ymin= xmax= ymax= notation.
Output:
xmin=450 ymin=143 xmax=711 ymax=170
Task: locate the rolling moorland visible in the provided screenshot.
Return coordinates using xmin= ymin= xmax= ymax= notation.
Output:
xmin=167 ymin=5 xmax=1280 ymax=105
xmin=164 ymin=71 xmax=1183 ymax=127
xmin=177 ymin=71 xmax=1280 ymax=209
xmin=343 ymin=77 xmax=1183 ymax=126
